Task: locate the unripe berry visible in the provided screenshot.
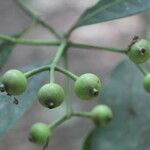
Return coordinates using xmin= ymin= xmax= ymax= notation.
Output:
xmin=29 ymin=123 xmax=51 ymax=145
xmin=143 ymin=73 xmax=150 ymax=92
xmin=74 ymin=73 xmax=102 ymax=100
xmin=128 ymin=39 xmax=150 ymax=64
xmin=2 ymin=69 xmax=27 ymax=95
xmin=38 ymin=83 xmax=65 ymax=109
xmin=91 ymin=105 xmax=113 ymax=128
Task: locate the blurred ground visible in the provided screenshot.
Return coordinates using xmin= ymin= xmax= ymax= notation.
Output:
xmin=0 ymin=0 xmax=150 ymax=150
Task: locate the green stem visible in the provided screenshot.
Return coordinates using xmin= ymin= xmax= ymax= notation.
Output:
xmin=64 ymin=51 xmax=72 ymax=117
xmin=49 ymin=111 xmax=91 ymax=130
xmin=50 ymin=40 xmax=68 ymax=83
xmin=0 ymin=34 xmax=127 ymax=54
xmin=0 ymin=34 xmax=60 ymax=46
xmin=25 ymin=66 xmax=50 ymax=78
xmin=49 ymin=115 xmax=68 ymax=130
xmin=15 ymin=0 xmax=61 ymax=39
xmin=72 ymin=112 xmax=91 ymax=118
xmin=65 ymin=26 xmax=76 ymax=39
xmin=24 ymin=65 xmax=78 ymax=81
xmin=135 ymin=64 xmax=148 ymax=75
xmin=42 ymin=138 xmax=49 ymax=150
xmin=56 ymin=67 xmax=78 ymax=81
xmin=21 ymin=21 xmax=37 ymax=35
xmin=69 ymin=41 xmax=127 ymax=53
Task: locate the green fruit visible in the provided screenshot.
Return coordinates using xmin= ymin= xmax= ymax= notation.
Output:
xmin=29 ymin=123 xmax=51 ymax=145
xmin=91 ymin=105 xmax=113 ymax=128
xmin=74 ymin=73 xmax=102 ymax=100
xmin=128 ymin=39 xmax=150 ymax=64
xmin=143 ymin=73 xmax=150 ymax=92
xmin=2 ymin=69 xmax=27 ymax=95
xmin=38 ymin=83 xmax=65 ymax=109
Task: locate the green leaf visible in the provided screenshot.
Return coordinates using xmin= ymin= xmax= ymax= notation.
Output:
xmin=0 ymin=61 xmax=49 ymax=137
xmin=82 ymin=130 xmax=94 ymax=150
xmin=82 ymin=60 xmax=150 ymax=150
xmin=75 ymin=0 xmax=150 ymax=28
xmin=0 ymin=32 xmax=24 ymax=68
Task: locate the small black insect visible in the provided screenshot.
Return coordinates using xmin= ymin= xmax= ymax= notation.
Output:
xmin=13 ymin=97 xmax=19 ymax=105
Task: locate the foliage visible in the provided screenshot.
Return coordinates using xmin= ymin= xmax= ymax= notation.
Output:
xmin=74 ymin=0 xmax=150 ymax=28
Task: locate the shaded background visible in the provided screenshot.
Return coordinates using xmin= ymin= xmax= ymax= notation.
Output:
xmin=0 ymin=0 xmax=150 ymax=150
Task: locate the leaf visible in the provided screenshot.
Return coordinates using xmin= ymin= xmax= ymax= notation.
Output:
xmin=82 ymin=130 xmax=94 ymax=150
xmin=0 ymin=31 xmax=25 ymax=68
xmin=0 ymin=61 xmax=49 ymax=137
xmin=75 ymin=0 xmax=150 ymax=28
xmin=82 ymin=60 xmax=150 ymax=150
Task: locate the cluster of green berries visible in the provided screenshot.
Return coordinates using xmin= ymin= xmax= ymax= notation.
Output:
xmin=28 ymin=104 xmax=113 ymax=145
xmin=0 ymin=68 xmax=114 ymax=145
xmin=0 ymin=70 xmax=102 ymax=108
xmin=3 ymin=36 xmax=150 ymax=146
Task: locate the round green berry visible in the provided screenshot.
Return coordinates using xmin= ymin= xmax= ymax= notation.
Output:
xmin=29 ymin=123 xmax=51 ymax=145
xmin=128 ymin=39 xmax=150 ymax=64
xmin=143 ymin=73 xmax=150 ymax=92
xmin=74 ymin=73 xmax=102 ymax=100
xmin=91 ymin=105 xmax=113 ymax=128
xmin=38 ymin=83 xmax=65 ymax=109
xmin=2 ymin=69 xmax=27 ymax=95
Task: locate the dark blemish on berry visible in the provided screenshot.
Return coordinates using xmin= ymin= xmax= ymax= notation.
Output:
xmin=93 ymin=117 xmax=100 ymax=127
xmin=28 ymin=136 xmax=33 ymax=141
xmin=28 ymin=136 xmax=35 ymax=142
xmin=140 ymin=48 xmax=146 ymax=55
xmin=90 ymin=88 xmax=99 ymax=97
xmin=132 ymin=36 xmax=139 ymax=41
xmin=48 ymin=102 xmax=55 ymax=109
xmin=93 ymin=90 xmax=99 ymax=96
xmin=128 ymin=36 xmax=139 ymax=50
xmin=105 ymin=116 xmax=112 ymax=124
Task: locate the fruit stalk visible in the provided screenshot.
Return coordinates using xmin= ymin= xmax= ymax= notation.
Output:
xmin=50 ymin=40 xmax=68 ymax=83
xmin=64 ymin=52 xmax=73 ymax=117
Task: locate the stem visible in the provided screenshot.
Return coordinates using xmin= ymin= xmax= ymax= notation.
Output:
xmin=25 ymin=66 xmax=50 ymax=78
xmin=56 ymin=67 xmax=78 ymax=81
xmin=15 ymin=0 xmax=61 ymax=39
xmin=65 ymin=26 xmax=76 ymax=39
xmin=18 ymin=21 xmax=36 ymax=36
xmin=42 ymin=138 xmax=49 ymax=150
xmin=69 ymin=41 xmax=127 ymax=53
xmin=0 ymin=34 xmax=127 ymax=54
xmin=49 ymin=115 xmax=68 ymax=130
xmin=25 ymin=65 xmax=78 ymax=81
xmin=50 ymin=40 xmax=68 ymax=83
xmin=0 ymin=34 xmax=60 ymax=46
xmin=49 ymin=111 xmax=91 ymax=130
xmin=64 ymin=51 xmax=72 ymax=117
xmin=72 ymin=112 xmax=91 ymax=118
xmin=135 ymin=64 xmax=148 ymax=75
